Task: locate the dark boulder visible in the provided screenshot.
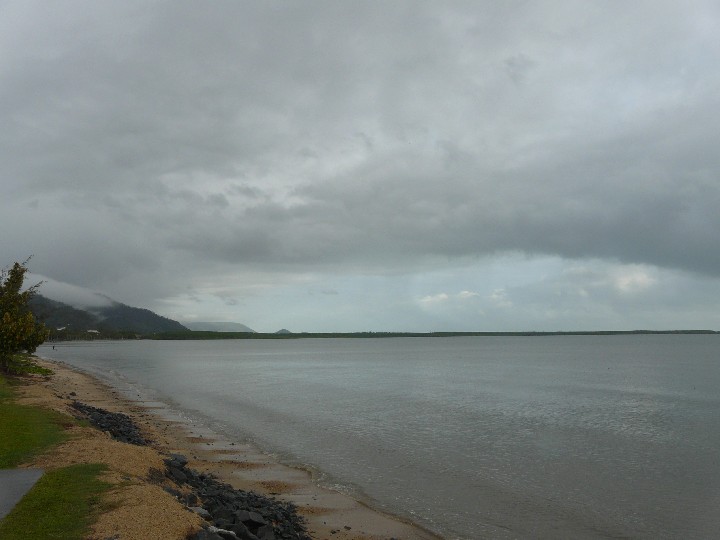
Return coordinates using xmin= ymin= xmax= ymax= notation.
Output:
xmin=71 ymin=401 xmax=147 ymax=446
xmin=163 ymin=454 xmax=310 ymax=540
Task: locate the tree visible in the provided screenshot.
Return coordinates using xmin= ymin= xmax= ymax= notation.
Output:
xmin=0 ymin=259 xmax=49 ymax=373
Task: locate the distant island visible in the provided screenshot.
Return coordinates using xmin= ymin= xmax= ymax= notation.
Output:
xmin=182 ymin=321 xmax=256 ymax=333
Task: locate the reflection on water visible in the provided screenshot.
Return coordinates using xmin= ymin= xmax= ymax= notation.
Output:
xmin=40 ymin=335 xmax=720 ymax=539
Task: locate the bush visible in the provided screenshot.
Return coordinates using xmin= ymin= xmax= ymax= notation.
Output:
xmin=0 ymin=259 xmax=49 ymax=373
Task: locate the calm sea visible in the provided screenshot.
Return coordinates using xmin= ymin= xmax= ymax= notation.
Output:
xmin=39 ymin=335 xmax=720 ymax=539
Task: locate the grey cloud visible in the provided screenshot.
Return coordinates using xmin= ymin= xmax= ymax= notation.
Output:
xmin=490 ymin=261 xmax=720 ymax=330
xmin=505 ymin=54 xmax=536 ymax=85
xmin=2 ymin=1 xmax=720 ymax=312
xmin=33 ymin=275 xmax=113 ymax=309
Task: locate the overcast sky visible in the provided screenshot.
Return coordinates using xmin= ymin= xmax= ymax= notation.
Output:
xmin=3 ymin=1 xmax=720 ymax=332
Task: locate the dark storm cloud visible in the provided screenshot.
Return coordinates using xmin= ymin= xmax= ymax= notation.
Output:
xmin=2 ymin=0 xmax=720 ymax=308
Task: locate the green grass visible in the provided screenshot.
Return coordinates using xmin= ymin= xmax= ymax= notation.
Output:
xmin=0 ymin=373 xmax=112 ymax=538
xmin=0 ymin=463 xmax=111 ymax=540
xmin=0 ymin=373 xmax=12 ymax=400
xmin=1 ymin=353 xmax=53 ymax=376
xmin=0 ymin=374 xmax=69 ymax=468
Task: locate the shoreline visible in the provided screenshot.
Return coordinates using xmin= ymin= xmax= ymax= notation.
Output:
xmin=35 ymin=357 xmax=442 ymax=540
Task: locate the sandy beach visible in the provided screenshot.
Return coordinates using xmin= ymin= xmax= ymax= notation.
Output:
xmin=16 ymin=358 xmax=441 ymax=540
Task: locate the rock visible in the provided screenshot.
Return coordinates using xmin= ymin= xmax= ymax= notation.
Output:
xmin=163 ymin=458 xmax=310 ymax=540
xmin=208 ymin=526 xmax=240 ymax=540
xmin=190 ymin=528 xmax=225 ymax=540
xmin=163 ymin=486 xmax=183 ymax=499
xmin=70 ymin=401 xmax=147 ymax=445
xmin=230 ymin=521 xmax=259 ymax=540
xmin=247 ymin=511 xmax=267 ymax=527
xmin=214 ymin=505 xmax=235 ymax=522
xmin=169 ymin=453 xmax=189 ymax=467
xmin=255 ymin=525 xmax=276 ymax=540
xmin=189 ymin=506 xmax=212 ymax=519
xmin=234 ymin=510 xmax=266 ymax=527
xmin=215 ymin=518 xmax=234 ymax=530
xmin=169 ymin=467 xmax=187 ymax=484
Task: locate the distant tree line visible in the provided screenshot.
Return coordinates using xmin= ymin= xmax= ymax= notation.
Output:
xmin=151 ymin=329 xmax=718 ymax=340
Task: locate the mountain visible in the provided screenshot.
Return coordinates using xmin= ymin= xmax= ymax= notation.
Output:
xmin=29 ymin=296 xmax=99 ymax=331
xmin=30 ymin=294 xmax=187 ymax=335
xmin=95 ymin=302 xmax=188 ymax=334
xmin=183 ymin=321 xmax=255 ymax=332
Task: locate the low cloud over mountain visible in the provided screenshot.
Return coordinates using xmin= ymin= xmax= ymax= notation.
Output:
xmin=31 ymin=295 xmax=187 ymax=335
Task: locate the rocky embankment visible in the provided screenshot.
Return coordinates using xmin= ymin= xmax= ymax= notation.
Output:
xmin=72 ymin=401 xmax=311 ymax=540
xmin=71 ymin=401 xmax=148 ymax=445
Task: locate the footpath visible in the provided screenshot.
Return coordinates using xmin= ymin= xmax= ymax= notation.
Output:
xmin=0 ymin=469 xmax=44 ymax=520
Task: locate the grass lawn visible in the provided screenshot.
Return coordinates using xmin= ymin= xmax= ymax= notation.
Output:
xmin=0 ymin=371 xmax=112 ymax=539
xmin=0 ymin=374 xmax=69 ymax=468
xmin=0 ymin=373 xmax=11 ymax=399
xmin=0 ymin=463 xmax=111 ymax=540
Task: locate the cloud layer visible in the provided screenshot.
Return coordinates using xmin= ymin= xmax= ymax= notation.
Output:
xmin=3 ymin=1 xmax=720 ymax=330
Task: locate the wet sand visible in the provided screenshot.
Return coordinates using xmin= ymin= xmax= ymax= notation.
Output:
xmin=25 ymin=358 xmax=441 ymax=540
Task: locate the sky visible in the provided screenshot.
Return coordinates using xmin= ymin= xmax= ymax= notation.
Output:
xmin=3 ymin=1 xmax=720 ymax=332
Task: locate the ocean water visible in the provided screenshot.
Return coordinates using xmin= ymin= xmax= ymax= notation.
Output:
xmin=39 ymin=335 xmax=720 ymax=539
